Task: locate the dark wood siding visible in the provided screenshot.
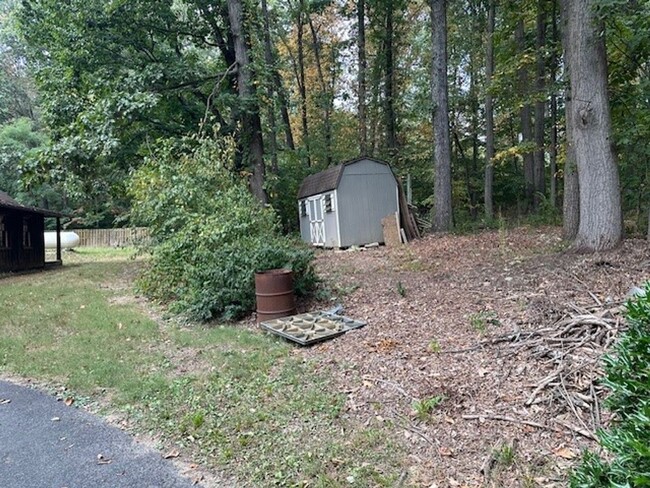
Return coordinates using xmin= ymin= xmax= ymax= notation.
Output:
xmin=0 ymin=209 xmax=45 ymax=272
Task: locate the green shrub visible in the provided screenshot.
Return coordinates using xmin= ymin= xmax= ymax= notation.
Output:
xmin=571 ymin=284 xmax=650 ymax=487
xmin=130 ymin=134 xmax=316 ymax=321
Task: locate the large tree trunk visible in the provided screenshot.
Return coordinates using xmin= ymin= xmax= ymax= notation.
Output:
xmin=358 ymin=0 xmax=367 ymax=155
xmin=515 ymin=19 xmax=535 ymax=211
xmin=563 ymin=0 xmax=622 ymax=250
xmin=484 ymin=0 xmax=495 ymax=220
xmin=549 ymin=0 xmax=558 ymax=208
xmin=227 ymin=0 xmax=267 ymax=203
xmin=563 ymin=97 xmax=580 ymax=239
xmin=430 ymin=0 xmax=452 ymax=231
xmin=533 ymin=0 xmax=547 ymax=206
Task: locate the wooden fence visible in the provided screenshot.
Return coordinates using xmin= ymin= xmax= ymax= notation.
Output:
xmin=75 ymin=227 xmax=150 ymax=248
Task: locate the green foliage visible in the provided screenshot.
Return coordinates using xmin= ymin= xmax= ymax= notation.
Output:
xmin=469 ymin=310 xmax=500 ymax=333
xmin=427 ymin=339 xmax=441 ymax=353
xmin=412 ymin=395 xmax=444 ymax=421
xmin=0 ymin=117 xmax=44 ymax=195
xmin=267 ymin=152 xmax=310 ymax=233
xmin=130 ymin=135 xmax=317 ymax=321
xmin=571 ymin=283 xmax=650 ymax=487
xmin=496 ymin=443 xmax=516 ymax=467
xmin=396 ymin=280 xmax=407 ymax=297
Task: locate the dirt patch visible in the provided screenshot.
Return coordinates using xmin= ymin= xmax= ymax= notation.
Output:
xmin=299 ymin=226 xmax=650 ymax=486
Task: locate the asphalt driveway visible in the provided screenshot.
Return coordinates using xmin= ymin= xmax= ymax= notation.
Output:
xmin=0 ymin=380 xmax=202 ymax=488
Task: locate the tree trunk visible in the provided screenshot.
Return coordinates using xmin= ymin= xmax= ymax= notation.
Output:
xmin=484 ymin=0 xmax=495 ymax=220
xmin=549 ymin=0 xmax=558 ymax=208
xmin=384 ymin=3 xmax=397 ymax=155
xmin=515 ymin=19 xmax=535 ymax=211
xmin=430 ymin=0 xmax=452 ymax=231
xmin=533 ymin=0 xmax=547 ymax=206
xmin=469 ymin=51 xmax=479 ymax=220
xmin=296 ymin=0 xmax=311 ymax=166
xmin=563 ymin=0 xmax=622 ymax=250
xmin=307 ymin=15 xmax=333 ymax=166
xmin=261 ymin=0 xmax=278 ymax=172
xmin=358 ymin=0 xmax=367 ymax=155
xmin=227 ymin=0 xmax=267 ymax=203
xmin=563 ymin=97 xmax=580 ymax=239
xmin=261 ymin=0 xmax=294 ymax=152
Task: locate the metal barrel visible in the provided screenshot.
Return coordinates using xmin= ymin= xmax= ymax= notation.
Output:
xmin=254 ymin=269 xmax=297 ymax=323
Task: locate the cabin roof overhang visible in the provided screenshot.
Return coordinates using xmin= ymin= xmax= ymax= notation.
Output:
xmin=0 ymin=191 xmax=66 ymax=218
xmin=297 ymin=157 xmax=393 ymax=199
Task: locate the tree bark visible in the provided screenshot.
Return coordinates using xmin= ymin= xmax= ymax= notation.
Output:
xmin=227 ymin=0 xmax=267 ymax=203
xmin=261 ymin=0 xmax=278 ymax=173
xmin=358 ymin=0 xmax=367 ymax=155
xmin=430 ymin=0 xmax=452 ymax=231
xmin=384 ymin=3 xmax=397 ymax=155
xmin=563 ymin=0 xmax=622 ymax=250
xmin=515 ymin=19 xmax=535 ymax=211
xmin=296 ymin=0 xmax=311 ymax=166
xmin=484 ymin=0 xmax=495 ymax=220
xmin=307 ymin=15 xmax=333 ymax=166
xmin=533 ymin=0 xmax=547 ymax=206
xmin=261 ymin=0 xmax=294 ymax=152
xmin=549 ymin=0 xmax=558 ymax=208
xmin=563 ymin=96 xmax=580 ymax=239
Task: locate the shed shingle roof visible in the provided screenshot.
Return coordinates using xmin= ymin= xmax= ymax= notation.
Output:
xmin=297 ymin=157 xmax=391 ymax=199
xmin=297 ymin=165 xmax=345 ymax=199
xmin=0 ymin=191 xmax=65 ymax=218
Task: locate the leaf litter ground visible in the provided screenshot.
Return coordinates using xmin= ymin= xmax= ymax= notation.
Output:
xmin=295 ymin=226 xmax=650 ymax=487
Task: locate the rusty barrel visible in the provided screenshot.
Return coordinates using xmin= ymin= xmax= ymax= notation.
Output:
xmin=255 ymin=269 xmax=297 ymax=323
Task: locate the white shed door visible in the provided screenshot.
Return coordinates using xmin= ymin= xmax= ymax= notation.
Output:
xmin=308 ymin=197 xmax=326 ymax=246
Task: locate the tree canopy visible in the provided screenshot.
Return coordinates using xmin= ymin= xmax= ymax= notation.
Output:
xmin=0 ymin=0 xmax=645 ymax=246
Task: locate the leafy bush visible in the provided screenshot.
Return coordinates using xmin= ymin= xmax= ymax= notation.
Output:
xmin=571 ymin=283 xmax=650 ymax=487
xmin=130 ymin=134 xmax=316 ymax=321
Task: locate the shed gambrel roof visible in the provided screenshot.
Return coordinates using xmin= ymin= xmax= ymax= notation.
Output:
xmin=0 ymin=191 xmax=65 ymax=218
xmin=297 ymin=157 xmax=392 ymax=199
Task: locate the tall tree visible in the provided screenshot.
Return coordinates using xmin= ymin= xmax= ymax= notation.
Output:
xmin=261 ymin=0 xmax=294 ymax=172
xmin=383 ymin=1 xmax=397 ymax=155
xmin=227 ymin=0 xmax=267 ymax=203
xmin=358 ymin=0 xmax=367 ymax=155
xmin=562 ymin=0 xmax=622 ymax=250
xmin=431 ymin=0 xmax=452 ymax=231
xmin=533 ymin=0 xmax=547 ymax=206
xmin=307 ymin=12 xmax=333 ymax=166
xmin=515 ymin=17 xmax=535 ymax=211
xmin=484 ymin=0 xmax=496 ymax=220
xmin=549 ymin=0 xmax=558 ymax=208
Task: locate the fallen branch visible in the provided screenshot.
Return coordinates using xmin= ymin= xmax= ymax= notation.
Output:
xmin=462 ymin=414 xmax=556 ymax=432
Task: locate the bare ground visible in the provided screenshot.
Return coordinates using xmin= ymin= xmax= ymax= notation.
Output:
xmin=294 ymin=226 xmax=650 ymax=487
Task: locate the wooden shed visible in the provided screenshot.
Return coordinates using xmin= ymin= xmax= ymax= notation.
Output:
xmin=0 ymin=191 xmax=65 ymax=273
xmin=297 ymin=157 xmax=399 ymax=248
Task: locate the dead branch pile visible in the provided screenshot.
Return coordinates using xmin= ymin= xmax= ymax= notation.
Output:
xmin=452 ymin=304 xmax=625 ymax=439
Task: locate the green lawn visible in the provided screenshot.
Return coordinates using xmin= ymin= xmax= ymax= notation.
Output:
xmin=0 ymin=248 xmax=403 ymax=487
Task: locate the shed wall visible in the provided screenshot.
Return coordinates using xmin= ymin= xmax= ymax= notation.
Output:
xmin=0 ymin=209 xmax=45 ymax=272
xmin=298 ymin=193 xmax=340 ymax=247
xmin=337 ymin=160 xmax=398 ymax=247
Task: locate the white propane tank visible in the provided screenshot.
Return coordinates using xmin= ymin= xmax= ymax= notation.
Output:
xmin=44 ymin=231 xmax=80 ymax=249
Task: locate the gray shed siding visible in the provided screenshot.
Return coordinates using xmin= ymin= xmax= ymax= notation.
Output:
xmin=337 ymin=160 xmax=398 ymax=247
